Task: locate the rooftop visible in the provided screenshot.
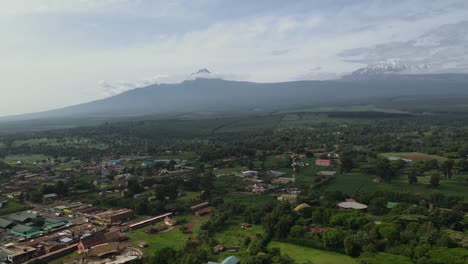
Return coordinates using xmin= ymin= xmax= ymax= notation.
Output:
xmin=337 ymin=201 xmax=368 ymax=210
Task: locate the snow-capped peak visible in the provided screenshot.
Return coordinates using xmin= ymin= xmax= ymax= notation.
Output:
xmin=191 ymin=68 xmax=211 ymax=75
xmin=349 ymin=59 xmax=429 ymax=78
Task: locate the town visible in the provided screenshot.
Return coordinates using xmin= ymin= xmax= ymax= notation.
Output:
xmin=0 ymin=115 xmax=467 ymax=264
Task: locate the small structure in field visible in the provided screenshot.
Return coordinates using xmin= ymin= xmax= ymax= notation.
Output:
xmin=315 ymin=159 xmax=331 ymax=166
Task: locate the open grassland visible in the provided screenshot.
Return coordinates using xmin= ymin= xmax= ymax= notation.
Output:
xmin=268 ymin=242 xmax=358 ymax=264
xmin=380 ymin=152 xmax=447 ymax=161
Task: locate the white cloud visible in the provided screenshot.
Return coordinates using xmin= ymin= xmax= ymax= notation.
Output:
xmin=1 ymin=1 xmax=468 ymax=115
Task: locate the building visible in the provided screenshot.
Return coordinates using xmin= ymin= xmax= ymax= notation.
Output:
xmin=10 ymin=224 xmax=42 ymax=238
xmin=164 ymin=217 xmax=176 ymax=226
xmin=240 ymin=170 xmax=258 ymax=177
xmin=213 ymin=244 xmax=224 ymax=253
xmin=0 ymin=243 xmax=36 ymax=264
xmin=190 ymin=202 xmax=209 ymax=212
xmin=195 ymin=207 xmax=213 ymax=216
xmin=337 ymin=201 xmax=368 ymax=210
xmin=277 ymin=194 xmax=297 ymax=204
xmin=43 ymin=193 xmax=59 ymax=204
xmin=208 ymin=256 xmax=240 ymax=264
xmin=266 ymin=170 xmax=286 ymax=177
xmin=93 ymin=209 xmax=134 ymax=225
xmin=294 ymin=203 xmax=311 ymax=212
xmin=128 ymin=213 xmax=173 ymax=230
xmin=88 ymin=242 xmax=121 ymax=258
xmin=315 ymin=159 xmax=332 ymax=166
xmin=6 ymin=212 xmax=37 ymax=224
xmin=272 ymin=177 xmax=295 ymax=184
xmin=43 ymin=217 xmax=69 ymax=231
xmin=77 ymin=233 xmax=106 ymax=252
xmin=317 ymin=171 xmax=336 ymax=176
xmin=0 ymin=218 xmax=15 ymax=229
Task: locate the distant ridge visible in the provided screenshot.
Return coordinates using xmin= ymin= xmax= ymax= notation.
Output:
xmin=2 ymin=73 xmax=468 ymax=123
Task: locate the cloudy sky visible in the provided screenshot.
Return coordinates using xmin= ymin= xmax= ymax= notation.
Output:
xmin=1 ymin=0 xmax=468 ymax=116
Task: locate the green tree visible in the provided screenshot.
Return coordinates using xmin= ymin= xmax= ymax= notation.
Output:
xmin=430 ymin=173 xmax=440 ymax=188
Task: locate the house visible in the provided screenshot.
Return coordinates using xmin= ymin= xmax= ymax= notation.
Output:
xmin=164 ymin=217 xmax=176 ymax=226
xmin=195 ymin=207 xmax=213 ymax=216
xmin=93 ymin=177 xmax=111 ymax=187
xmin=93 ymin=208 xmax=134 ymax=225
xmin=0 ymin=200 xmax=8 ymax=209
xmin=77 ymin=233 xmax=106 ymax=252
xmin=43 ymin=193 xmax=59 ymax=204
xmin=104 ymin=231 xmax=127 ymax=242
xmin=277 ymin=194 xmax=297 ymax=204
xmin=240 ymin=223 xmax=251 ymax=229
xmin=294 ymin=203 xmax=311 ymax=212
xmin=272 ymin=177 xmax=295 ymax=184
xmin=337 ymin=200 xmax=368 ymax=210
xmin=315 ymin=159 xmax=331 ymax=166
xmin=317 ymin=171 xmax=336 ymax=176
xmin=308 ymin=226 xmax=328 ymax=233
xmin=213 ymin=244 xmax=224 ymax=253
xmin=266 ymin=170 xmax=286 ymax=177
xmin=0 ymin=243 xmax=36 ymax=264
xmin=190 ymin=202 xmax=209 ymax=212
xmin=240 ymin=170 xmax=258 ymax=177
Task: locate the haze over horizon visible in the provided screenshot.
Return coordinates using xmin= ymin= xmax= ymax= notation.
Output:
xmin=2 ymin=0 xmax=468 ymax=116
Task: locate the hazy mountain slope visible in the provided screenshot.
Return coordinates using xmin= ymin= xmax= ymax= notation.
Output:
xmin=3 ymin=74 xmax=468 ymax=122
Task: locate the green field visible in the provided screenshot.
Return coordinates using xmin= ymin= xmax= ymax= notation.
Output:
xmin=327 ymin=173 xmax=468 ymax=198
xmin=211 ymin=218 xmax=265 ymax=261
xmin=126 ymin=214 xmax=209 ymax=255
xmin=268 ymin=242 xmax=357 ymax=264
xmin=11 ymin=137 xmax=107 ymax=150
xmin=380 ymin=152 xmax=447 ymax=161
xmin=0 ymin=199 xmax=29 ymax=216
xmin=358 ymin=252 xmax=412 ymax=264
xmin=2 ymin=154 xmax=51 ymax=164
xmin=223 ymin=192 xmax=275 ymax=206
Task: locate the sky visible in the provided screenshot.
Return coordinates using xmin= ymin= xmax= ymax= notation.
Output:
xmin=1 ymin=0 xmax=468 ymax=116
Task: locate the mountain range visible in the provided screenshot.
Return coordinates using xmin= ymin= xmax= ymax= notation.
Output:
xmin=2 ymin=63 xmax=468 ymax=129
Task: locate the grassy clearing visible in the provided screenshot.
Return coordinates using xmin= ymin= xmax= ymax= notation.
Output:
xmin=211 ymin=217 xmax=265 ymax=262
xmin=3 ymin=154 xmax=51 ymax=164
xmin=327 ymin=173 xmax=468 ymax=198
xmin=126 ymin=214 xmax=209 ymax=255
xmin=178 ymin=191 xmax=201 ymax=204
xmin=155 ymin=151 xmax=197 ymax=160
xmin=223 ymin=192 xmax=275 ymax=206
xmin=358 ymin=252 xmax=412 ymax=264
xmin=0 ymin=199 xmax=29 ymax=216
xmin=11 ymin=137 xmax=107 ymax=150
xmin=126 ymin=227 xmax=189 ymax=254
xmin=380 ymin=152 xmax=446 ymax=161
xmin=268 ymin=242 xmax=357 ymax=264
xmin=213 ymin=166 xmax=248 ymax=176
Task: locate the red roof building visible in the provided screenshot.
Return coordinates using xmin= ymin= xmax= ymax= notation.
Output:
xmin=315 ymin=159 xmax=331 ymax=166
